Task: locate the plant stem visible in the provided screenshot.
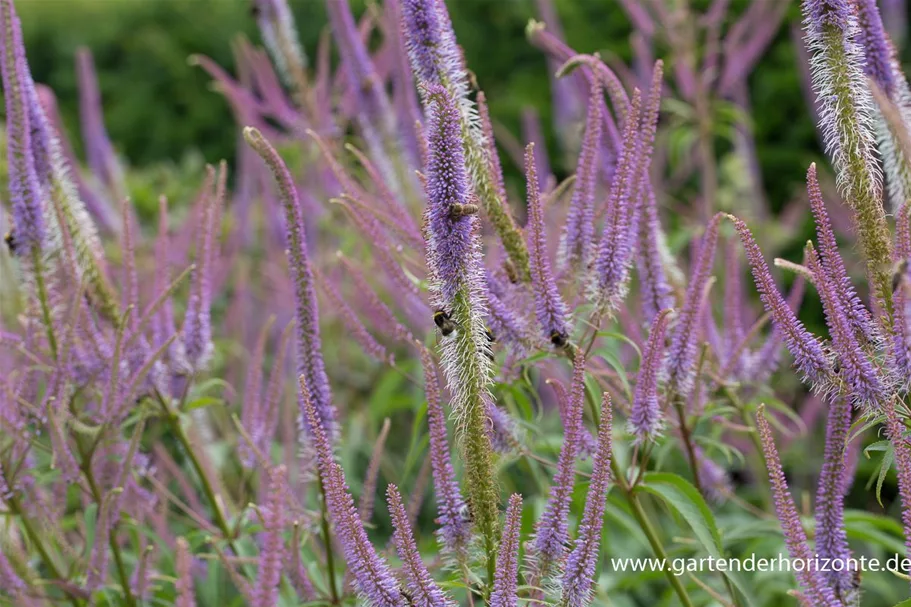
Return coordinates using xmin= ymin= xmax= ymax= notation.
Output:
xmin=674 ymin=400 xmax=703 ymax=493
xmin=318 ymin=481 xmax=341 ymax=605
xmin=31 ymin=247 xmax=58 ymax=361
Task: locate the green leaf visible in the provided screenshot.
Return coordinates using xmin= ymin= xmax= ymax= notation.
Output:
xmin=639 ymin=472 xmax=756 ymax=606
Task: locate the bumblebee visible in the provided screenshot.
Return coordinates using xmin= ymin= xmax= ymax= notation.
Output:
xmin=550 ymin=330 xmax=568 ymax=349
xmin=484 ymin=326 xmax=495 ymax=343
xmin=3 ymin=230 xmax=16 ymax=255
xmin=433 ymin=309 xmax=457 ymax=336
xmin=504 ymin=259 xmax=519 ymax=284
xmin=449 ymin=202 xmax=479 ymax=219
xmin=483 ymin=326 xmax=496 ymax=360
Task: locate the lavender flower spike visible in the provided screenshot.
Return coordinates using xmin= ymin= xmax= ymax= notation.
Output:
xmin=387 ymin=484 xmax=456 ymax=607
xmin=245 ymin=127 xmax=336 ymax=440
xmin=882 ymin=398 xmax=911 ymax=588
xmin=1 ymin=0 xmax=45 ymax=251
xmin=526 ymin=143 xmax=571 ymax=348
xmin=560 ymin=392 xmax=613 ymax=607
xmin=253 ymin=465 xmax=286 ymax=607
xmin=630 ymin=308 xmax=673 ymax=443
xmin=532 ymin=353 xmax=586 ymax=580
xmin=489 ymin=493 xmax=523 ymax=607
xmin=418 ymin=345 xmax=471 ymax=560
xmin=422 ymin=85 xmax=499 ymax=561
xmin=729 ymin=214 xmax=831 ymax=387
xmin=76 ymin=47 xmax=124 ymax=200
xmin=755 ymin=407 xmax=842 ymax=607
xmin=802 ymin=0 xmax=893 ymax=308
xmin=806 ymin=163 xmax=876 ymax=345
xmin=806 ymin=242 xmax=886 ymax=407
xmin=664 ymin=214 xmax=722 ymax=399
xmin=301 ymin=378 xmax=406 ymax=607
xmin=893 ymin=206 xmax=911 ymax=386
xmin=175 ymin=537 xmax=196 ymax=607
xmin=558 ymin=79 xmax=602 ymax=271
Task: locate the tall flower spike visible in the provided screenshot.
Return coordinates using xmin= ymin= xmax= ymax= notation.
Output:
xmin=76 ymin=47 xmax=124 ymax=200
xmin=301 ymin=378 xmax=406 ymax=607
xmin=422 ymin=85 xmax=500 ymax=563
xmin=802 ymin=0 xmax=893 ymax=309
xmin=387 ymin=484 xmax=456 ymax=607
xmin=893 ymin=206 xmax=911 ymax=386
xmin=630 ymin=308 xmax=673 ymax=443
xmin=489 ymin=493 xmax=523 ymax=607
xmin=1 ymin=0 xmax=45 ymax=251
xmin=560 ymin=393 xmax=613 ymax=607
xmin=418 ymin=344 xmax=471 ymax=560
xmin=813 ymin=396 xmax=855 ymax=602
xmin=882 ymin=398 xmax=911 ymax=586
xmin=253 ymin=0 xmax=307 ymax=90
xmin=806 ymin=242 xmax=886 ymax=407
xmin=526 ymin=143 xmax=571 ymax=348
xmin=806 ymin=163 xmax=877 ymax=344
xmin=533 ymin=353 xmax=586 ymax=580
xmin=558 ymin=79 xmax=602 ymax=270
xmin=664 ymin=214 xmax=722 ymax=399
xmin=253 ymin=465 xmax=286 ymax=607
xmin=637 ymin=181 xmax=673 ymax=325
xmin=175 ymin=537 xmax=196 ymax=607
xmin=245 ymin=127 xmax=336 ymax=440
xmin=729 ymin=215 xmax=831 ymax=386
xmin=755 ymin=407 xmax=842 ymax=607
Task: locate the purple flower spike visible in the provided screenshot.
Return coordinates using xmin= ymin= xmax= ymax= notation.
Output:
xmin=559 ymin=80 xmax=602 ymax=270
xmin=755 ymin=407 xmax=842 ymax=607
xmin=400 ymin=0 xmax=459 ymax=91
xmin=665 ymin=214 xmax=722 ymax=399
xmin=301 ymin=378 xmax=406 ymax=607
xmin=526 ymin=143 xmax=571 ymax=348
xmin=637 ymin=181 xmax=673 ymax=325
xmin=806 ymin=242 xmax=886 ymax=407
xmin=76 ymin=47 xmax=123 ymax=199
xmin=730 ymin=214 xmax=832 ymax=386
xmin=418 ymin=345 xmax=471 ymax=560
xmin=631 ymin=308 xmax=673 ymax=443
xmin=253 ymin=466 xmax=286 ymax=607
xmin=245 ymin=127 xmax=336 ymax=440
xmin=893 ymin=206 xmax=911 ymax=385
xmin=854 ymin=0 xmax=896 ymax=98
xmin=533 ymin=354 xmax=586 ymax=579
xmin=1 ymin=0 xmax=46 ymax=251
xmin=882 ymin=398 xmax=911 ymax=586
xmin=489 ymin=493 xmax=523 ymax=607
xmin=813 ymin=396 xmax=855 ymax=602
xmin=175 ymin=537 xmax=196 ymax=607
xmin=560 ymin=392 xmax=613 ymax=607
xmin=387 ymin=484 xmax=456 ymax=607
xmin=806 ymin=164 xmax=876 ymax=345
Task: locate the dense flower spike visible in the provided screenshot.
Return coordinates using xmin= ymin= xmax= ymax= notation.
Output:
xmin=253 ymin=0 xmax=307 ymax=90
xmin=489 ymin=493 xmax=523 ymax=607
xmin=560 ymin=393 xmax=613 ymax=607
xmin=806 ymin=242 xmax=886 ymax=407
xmin=175 ymin=537 xmax=197 ymax=607
xmin=418 ymin=345 xmax=471 ymax=560
xmin=802 ymin=0 xmax=893 ymax=309
xmin=302 ymin=379 xmax=406 ymax=606
xmin=631 ymin=308 xmax=673 ymax=442
xmin=387 ymin=484 xmax=455 ymax=607
xmin=253 ymin=465 xmax=286 ymax=607
xmin=730 ymin=214 xmax=832 ymax=386
xmin=665 ymin=214 xmax=722 ymax=399
xmin=806 ymin=164 xmax=876 ymax=345
xmin=558 ymin=79 xmax=602 ymax=270
xmin=526 ymin=143 xmax=571 ymax=347
xmin=245 ymin=127 xmax=336 ymax=439
xmin=756 ymin=407 xmax=842 ymax=607
xmin=532 ymin=354 xmax=586 ymax=581
xmin=421 ymin=84 xmax=500 ymax=562
xmin=76 ymin=47 xmax=123 ymax=200
xmin=894 ymin=206 xmax=911 ymax=385
xmin=882 ymin=398 xmax=911 ymax=584
xmin=637 ymin=182 xmax=674 ymax=325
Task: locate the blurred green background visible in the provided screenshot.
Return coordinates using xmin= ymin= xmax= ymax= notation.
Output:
xmin=19 ymin=0 xmax=839 ymax=211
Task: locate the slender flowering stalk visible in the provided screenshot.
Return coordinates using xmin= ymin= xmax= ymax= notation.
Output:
xmin=802 ymin=0 xmax=893 ymax=311
xmin=631 ymin=308 xmax=673 ymax=443
xmin=558 ymin=79 xmax=602 ymax=270
xmin=664 ymin=214 xmax=722 ymax=399
xmin=301 ymin=378 xmax=406 ymax=607
xmin=489 ymin=493 xmax=523 ymax=607
xmin=253 ymin=465 xmax=286 ymax=607
xmin=245 ymin=127 xmax=336 ymax=440
xmin=526 ymin=143 xmax=571 ymax=348
xmin=813 ymin=395 xmax=855 ymax=602
xmin=637 ymin=181 xmax=674 ymax=325
xmin=175 ymin=538 xmax=196 ymax=607
xmin=422 ymin=84 xmax=500 ymax=569
xmin=806 ymin=242 xmax=885 ymax=407
xmin=806 ymin=163 xmax=876 ymax=345
xmin=756 ymin=407 xmax=842 ymax=606
xmin=418 ymin=345 xmax=471 ymax=561
xmin=253 ymin=0 xmax=307 ymax=91
xmin=76 ymin=47 xmax=124 ymax=200
xmin=882 ymin=398 xmax=911 ymax=586
xmin=560 ymin=393 xmax=613 ymax=607
xmin=893 ymin=206 xmax=911 ymax=385
xmin=532 ymin=353 xmax=586 ymax=581
xmin=729 ymin=214 xmax=832 ymax=386
xmin=386 ymin=484 xmax=455 ymax=607
xmin=359 ymin=418 xmax=391 ymax=523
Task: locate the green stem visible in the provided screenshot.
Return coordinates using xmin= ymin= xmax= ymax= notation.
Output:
xmin=674 ymin=400 xmax=703 ymax=493
xmin=31 ymin=247 xmax=58 ymax=361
